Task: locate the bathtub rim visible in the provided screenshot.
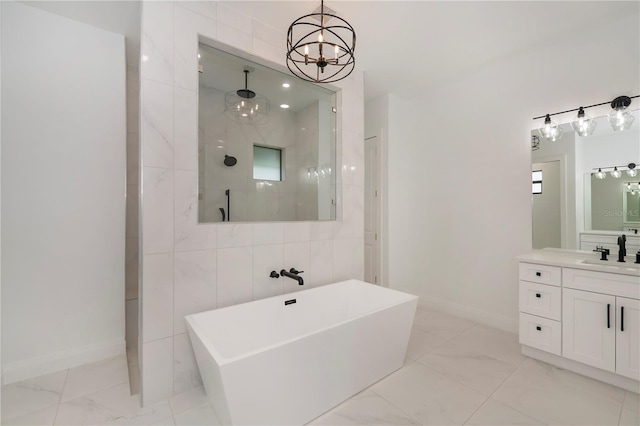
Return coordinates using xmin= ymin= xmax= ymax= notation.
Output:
xmin=185 ymin=279 xmax=418 ymax=366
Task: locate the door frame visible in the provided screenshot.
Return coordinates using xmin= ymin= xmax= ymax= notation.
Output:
xmin=532 ymin=155 xmax=568 ymax=249
xmin=364 ymin=129 xmax=386 ymax=286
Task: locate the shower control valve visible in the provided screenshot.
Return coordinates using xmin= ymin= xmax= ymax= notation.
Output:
xmin=269 ymin=271 xmax=280 ymax=278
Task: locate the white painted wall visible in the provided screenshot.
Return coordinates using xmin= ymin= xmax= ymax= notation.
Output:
xmin=382 ymin=12 xmax=639 ymax=332
xmin=1 ymin=2 xmax=126 ymax=383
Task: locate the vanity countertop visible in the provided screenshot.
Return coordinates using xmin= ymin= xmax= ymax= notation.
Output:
xmin=518 ymin=248 xmax=640 ymax=278
xmin=581 ymin=230 xmax=640 ymax=238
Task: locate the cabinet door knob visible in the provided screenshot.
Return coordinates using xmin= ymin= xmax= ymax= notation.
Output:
xmin=535 ymin=272 xmax=542 ymax=277
xmin=536 ymin=326 xmax=541 ymax=331
xmin=621 ymin=306 xmax=625 ymax=332
xmin=535 ymin=293 xmax=541 ymax=298
xmin=607 ymin=304 xmax=611 ymax=329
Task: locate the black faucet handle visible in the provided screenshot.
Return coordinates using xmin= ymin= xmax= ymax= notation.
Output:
xmin=269 ymin=271 xmax=280 ymax=278
xmin=289 ymin=268 xmax=304 ymax=274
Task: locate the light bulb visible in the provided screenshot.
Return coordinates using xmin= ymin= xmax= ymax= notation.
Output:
xmin=334 ymin=45 xmax=339 ymax=59
xmin=539 ymin=114 xmax=563 ymax=141
xmin=318 ymin=33 xmax=324 ymax=43
xmin=628 ymin=183 xmax=632 ymax=191
xmin=571 ymin=107 xmax=596 ymax=136
xmin=608 ymin=96 xmax=635 ymax=131
xmin=595 ymin=168 xmax=607 ymax=179
xmin=304 ymin=45 xmax=309 ymax=56
xmin=611 ymin=167 xmax=622 ymax=178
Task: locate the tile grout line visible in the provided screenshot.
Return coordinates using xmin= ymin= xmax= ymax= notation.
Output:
xmin=483 ymin=357 xmax=547 ymax=425
xmin=52 ymin=368 xmax=70 ymax=426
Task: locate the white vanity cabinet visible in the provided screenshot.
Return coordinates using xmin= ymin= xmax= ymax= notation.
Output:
xmin=562 ymin=288 xmax=616 ymax=372
xmin=518 ymin=254 xmax=640 ymax=391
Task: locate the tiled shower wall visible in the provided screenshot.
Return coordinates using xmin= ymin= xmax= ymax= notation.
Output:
xmin=139 ymin=1 xmax=365 ymax=406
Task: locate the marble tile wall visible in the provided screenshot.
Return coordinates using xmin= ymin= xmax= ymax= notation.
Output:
xmin=139 ymin=1 xmax=364 ymax=406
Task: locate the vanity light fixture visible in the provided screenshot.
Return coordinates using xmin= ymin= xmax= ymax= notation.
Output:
xmin=570 ymin=107 xmax=596 ymax=136
xmin=592 ymin=163 xmax=638 ymax=179
xmin=286 ymin=0 xmax=356 ymax=83
xmin=538 ymin=114 xmax=563 ymax=141
xmin=534 ymin=94 xmax=639 ymax=142
xmin=225 ymin=68 xmax=270 ymax=125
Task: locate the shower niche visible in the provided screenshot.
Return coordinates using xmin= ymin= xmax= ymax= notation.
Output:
xmin=198 ymin=43 xmax=337 ymax=223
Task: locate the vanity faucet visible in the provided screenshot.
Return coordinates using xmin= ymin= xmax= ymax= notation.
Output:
xmin=617 ymin=235 xmax=627 ymax=263
xmin=593 ymin=246 xmax=610 ymax=261
xmin=281 ymin=268 xmax=304 ymax=285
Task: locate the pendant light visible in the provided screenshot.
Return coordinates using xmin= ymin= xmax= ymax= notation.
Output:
xmin=628 ymin=163 xmax=638 ymax=177
xmin=538 ymin=114 xmax=563 ymax=141
xmin=608 ymin=96 xmax=634 ymax=131
xmin=570 ymin=107 xmax=596 ymax=136
xmin=286 ymin=0 xmax=356 ymax=83
xmin=225 ymin=68 xmax=269 ymax=125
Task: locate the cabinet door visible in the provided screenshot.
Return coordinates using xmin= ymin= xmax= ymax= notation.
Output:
xmin=616 ymin=297 xmax=640 ymax=380
xmin=562 ymin=288 xmax=616 ymax=372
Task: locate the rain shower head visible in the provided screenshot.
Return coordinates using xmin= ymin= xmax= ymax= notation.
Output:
xmin=224 ymin=155 xmax=237 ymax=167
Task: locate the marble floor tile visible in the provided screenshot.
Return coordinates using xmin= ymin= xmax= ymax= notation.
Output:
xmin=623 ymin=390 xmax=639 ymax=412
xmin=151 ymin=417 xmax=175 ymax=426
xmin=61 ymin=356 xmax=130 ymax=403
xmin=371 ymin=362 xmax=487 ymax=425
xmin=0 ymin=405 xmax=58 ymax=426
xmin=1 ymin=370 xmax=67 ymax=421
xmin=55 ymin=384 xmax=170 ymax=425
xmin=309 ymin=391 xmax=419 ymax=425
xmin=405 ymin=329 xmax=447 ymax=361
xmin=54 ymin=397 xmax=126 ymax=425
xmin=416 ymin=327 xmax=525 ymax=396
xmin=619 ymin=408 xmax=639 ymax=426
xmin=167 ymin=386 xmax=207 ymax=415
xmin=492 ymin=358 xmax=625 ymax=425
xmin=464 ymin=398 xmax=541 ymax=425
xmin=411 ymin=310 xmax=477 ymax=341
xmin=172 ymin=403 xmax=221 ymax=426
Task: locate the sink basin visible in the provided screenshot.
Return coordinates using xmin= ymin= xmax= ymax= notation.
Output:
xmin=581 ymin=258 xmax=640 ymax=269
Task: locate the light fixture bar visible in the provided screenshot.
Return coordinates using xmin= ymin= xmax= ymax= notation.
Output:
xmin=533 ymin=95 xmax=639 ymax=120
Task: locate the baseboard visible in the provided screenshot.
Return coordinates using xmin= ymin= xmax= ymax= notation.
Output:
xmin=522 ymin=345 xmax=640 ymax=393
xmin=417 ymin=293 xmax=518 ymax=334
xmin=2 ymin=338 xmax=126 ymax=385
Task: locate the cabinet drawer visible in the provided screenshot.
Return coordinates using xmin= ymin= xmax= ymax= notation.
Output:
xmin=519 ymin=263 xmax=561 ymax=286
xmin=563 ymin=268 xmax=640 ymax=300
xmin=519 ymin=281 xmax=561 ymax=320
xmin=519 ymin=313 xmax=561 ymax=355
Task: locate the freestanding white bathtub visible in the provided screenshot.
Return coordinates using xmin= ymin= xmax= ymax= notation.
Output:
xmin=185 ymin=279 xmax=417 ymax=425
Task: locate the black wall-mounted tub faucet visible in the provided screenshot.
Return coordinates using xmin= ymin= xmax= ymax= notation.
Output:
xmin=281 ymin=268 xmax=304 ymax=285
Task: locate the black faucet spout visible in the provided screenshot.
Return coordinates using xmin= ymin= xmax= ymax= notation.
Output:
xmin=281 ymin=269 xmax=304 ymax=285
xmin=617 ymin=235 xmax=627 ymax=262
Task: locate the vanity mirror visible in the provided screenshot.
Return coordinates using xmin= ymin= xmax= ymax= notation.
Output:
xmin=531 ymin=109 xmax=640 ymax=249
xmin=198 ymin=43 xmax=337 ymax=223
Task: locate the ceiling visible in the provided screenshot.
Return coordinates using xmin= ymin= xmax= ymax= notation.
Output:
xmin=20 ymin=1 xmax=639 ymax=101
xmin=225 ymin=1 xmax=639 ymax=100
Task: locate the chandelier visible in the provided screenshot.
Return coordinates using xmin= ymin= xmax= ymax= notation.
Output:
xmin=225 ymin=68 xmax=269 ymax=125
xmin=286 ymin=0 xmax=356 ymax=83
